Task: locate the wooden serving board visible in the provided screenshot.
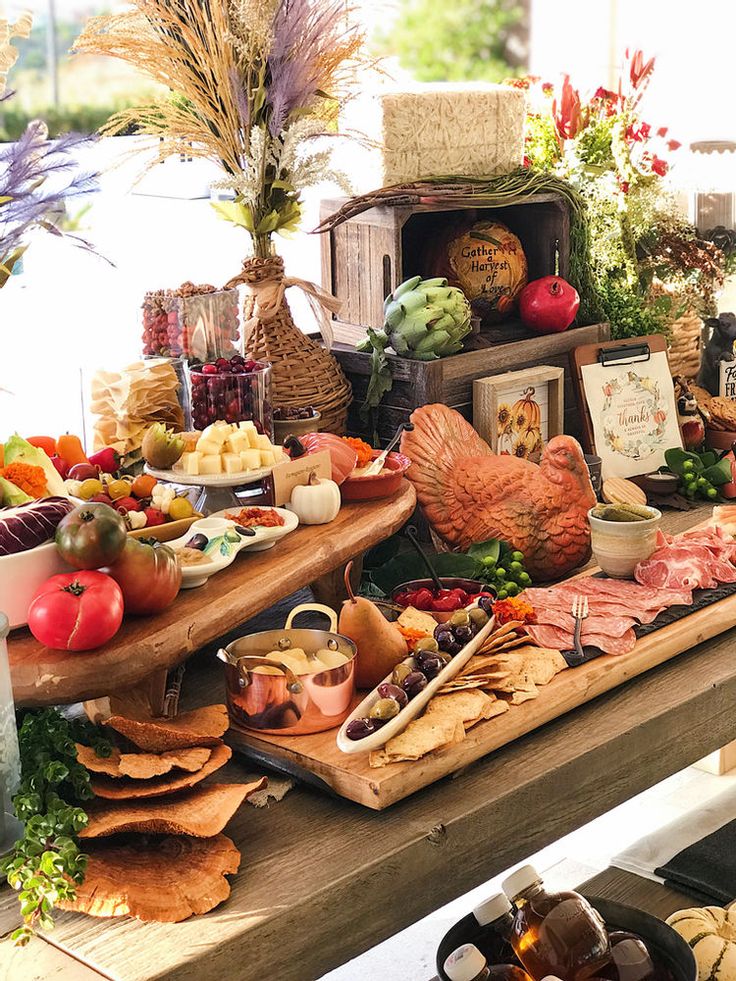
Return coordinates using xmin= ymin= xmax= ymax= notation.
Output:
xmin=228 ymin=584 xmax=736 ymax=810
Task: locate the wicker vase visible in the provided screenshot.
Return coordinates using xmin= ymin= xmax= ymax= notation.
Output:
xmin=238 ymin=255 xmax=352 ymax=434
xmin=667 ymin=308 xmax=703 ymax=380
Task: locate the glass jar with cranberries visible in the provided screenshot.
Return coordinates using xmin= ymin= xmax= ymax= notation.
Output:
xmin=141 ymin=283 xmax=241 ymax=361
xmin=189 ymin=356 xmax=273 ymax=437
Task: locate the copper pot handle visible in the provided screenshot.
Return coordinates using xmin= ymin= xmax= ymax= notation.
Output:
xmin=217 ymin=651 xmax=304 ymax=694
xmin=284 ymin=603 xmax=338 ymax=632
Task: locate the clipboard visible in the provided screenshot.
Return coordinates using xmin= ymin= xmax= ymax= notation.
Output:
xmin=570 ymin=334 xmax=670 ymax=454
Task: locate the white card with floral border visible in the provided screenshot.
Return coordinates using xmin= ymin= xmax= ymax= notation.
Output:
xmin=581 ymin=352 xmax=682 ymax=479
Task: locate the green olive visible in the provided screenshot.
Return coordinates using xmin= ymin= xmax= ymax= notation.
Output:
xmin=391 ymin=662 xmax=413 ymax=686
xmin=449 ymin=610 xmax=470 ymax=627
xmin=369 ymin=697 xmax=400 ymax=721
xmin=469 ymin=608 xmax=489 ymax=628
xmin=415 ymin=636 xmax=439 ymax=653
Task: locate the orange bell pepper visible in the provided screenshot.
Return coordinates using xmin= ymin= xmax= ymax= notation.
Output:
xmin=27 ymin=435 xmax=57 ymax=457
xmin=57 ymin=434 xmax=89 ymax=467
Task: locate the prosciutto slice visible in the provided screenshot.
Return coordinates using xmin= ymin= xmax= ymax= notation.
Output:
xmin=635 ymin=527 xmax=736 ymax=590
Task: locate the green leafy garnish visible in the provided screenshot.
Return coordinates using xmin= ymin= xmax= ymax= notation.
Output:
xmin=1 ymin=709 xmax=111 ymax=945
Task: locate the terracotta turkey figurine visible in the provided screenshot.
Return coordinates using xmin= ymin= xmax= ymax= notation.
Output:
xmin=400 ymin=404 xmax=596 ymax=582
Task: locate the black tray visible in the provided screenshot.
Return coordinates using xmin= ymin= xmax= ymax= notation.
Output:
xmin=436 ymin=896 xmax=696 ymax=981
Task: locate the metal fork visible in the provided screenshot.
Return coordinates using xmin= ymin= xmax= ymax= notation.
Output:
xmin=571 ymin=594 xmax=589 ymax=663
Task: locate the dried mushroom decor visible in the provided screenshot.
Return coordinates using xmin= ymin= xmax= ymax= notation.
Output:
xmin=101 ymin=703 xmax=229 ymax=752
xmin=75 ymin=743 xmax=212 ymax=779
xmin=88 ymin=742 xmax=232 ymax=800
xmin=59 ymin=834 xmax=241 ymax=923
xmin=81 ymin=781 xmax=267 ymax=839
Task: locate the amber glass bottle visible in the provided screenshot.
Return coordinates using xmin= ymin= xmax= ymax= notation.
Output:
xmin=502 ymin=866 xmax=611 ymax=981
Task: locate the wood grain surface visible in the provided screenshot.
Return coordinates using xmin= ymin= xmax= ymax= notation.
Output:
xmin=8 ymin=483 xmax=416 ymax=707
xmin=3 ymin=507 xmax=733 ymax=981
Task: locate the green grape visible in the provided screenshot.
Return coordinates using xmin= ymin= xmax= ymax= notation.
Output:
xmin=685 ymin=486 xmax=696 ymax=499
xmin=684 ymin=471 xmax=697 ymax=484
xmin=506 ymin=582 xmax=519 ymax=597
xmin=511 ymin=550 xmax=524 ymax=563
xmin=682 ymin=460 xmax=695 ymax=470
xmin=481 ymin=555 xmax=495 ymax=568
xmin=495 ymin=567 xmax=507 ymax=581
xmin=497 ymin=588 xmax=509 ymax=600
xmin=707 ymin=486 xmax=718 ymax=499
xmin=509 ymin=560 xmax=523 ymax=574
xmin=697 ymin=476 xmax=708 ymax=488
xmin=519 ymin=572 xmax=531 ymax=586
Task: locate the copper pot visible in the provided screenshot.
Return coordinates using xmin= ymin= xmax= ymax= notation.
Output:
xmin=218 ymin=603 xmax=356 ymax=735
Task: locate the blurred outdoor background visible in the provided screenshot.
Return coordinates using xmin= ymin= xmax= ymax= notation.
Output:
xmin=2 ymin=0 xmax=736 ymax=436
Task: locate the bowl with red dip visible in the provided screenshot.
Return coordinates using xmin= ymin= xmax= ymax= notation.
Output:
xmin=340 ymin=450 xmax=411 ymax=502
xmin=392 ymin=577 xmax=495 ymax=623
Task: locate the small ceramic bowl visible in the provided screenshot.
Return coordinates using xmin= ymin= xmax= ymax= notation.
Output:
xmin=340 ymin=450 xmax=411 ymax=502
xmin=705 ymin=428 xmax=736 ymax=452
xmin=588 ymin=505 xmax=662 ymax=578
xmin=391 ymin=577 xmax=494 ymax=624
xmin=273 ymin=409 xmax=322 ymax=443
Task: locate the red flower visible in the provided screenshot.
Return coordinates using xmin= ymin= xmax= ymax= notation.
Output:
xmin=523 ymin=154 xmax=532 ymax=169
xmin=628 ymin=48 xmax=656 ymax=90
xmin=619 ymin=180 xmax=630 ymax=194
xmin=652 ymin=156 xmax=668 ymax=177
xmin=552 ymin=75 xmax=584 ymax=140
xmin=667 ymin=139 xmax=681 ymax=151
xmin=542 ymin=82 xmax=554 ymax=95
xmin=626 ymin=121 xmax=651 ymax=142
xmin=593 ymin=86 xmax=618 ymax=102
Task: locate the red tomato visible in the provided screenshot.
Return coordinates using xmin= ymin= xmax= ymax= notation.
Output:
xmin=28 ymin=571 xmax=124 ymax=651
xmin=104 ymin=537 xmax=181 ymax=615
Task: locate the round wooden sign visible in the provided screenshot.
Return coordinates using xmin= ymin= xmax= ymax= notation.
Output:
xmin=445 ymin=220 xmax=528 ymax=323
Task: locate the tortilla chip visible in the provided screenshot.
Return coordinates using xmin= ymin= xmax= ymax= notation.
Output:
xmin=90 ymin=743 xmax=231 ymax=800
xmin=81 ymin=780 xmax=266 ymax=839
xmin=58 ymin=834 xmax=240 ymax=923
xmin=499 ymin=689 xmax=539 ymax=705
xmin=76 ymin=744 xmax=212 ymax=780
xmin=102 ymin=705 xmax=229 ymax=752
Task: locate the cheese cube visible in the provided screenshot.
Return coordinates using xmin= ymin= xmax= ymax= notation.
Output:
xmin=225 ymin=432 xmax=249 ymax=455
xmin=195 ymin=437 xmax=221 ymax=456
xmin=202 ymin=423 xmax=230 ymax=446
xmin=238 ymin=421 xmax=258 ymax=447
xmin=222 ymin=452 xmax=242 ymax=475
xmin=259 ymin=449 xmax=275 ymax=466
xmin=255 ymin=433 xmax=273 ymax=450
xmin=199 ymin=454 xmax=223 ymax=475
xmin=240 ymin=449 xmax=262 ymax=471
xmin=180 ymin=451 xmax=202 ymax=476
xmin=271 ymin=445 xmax=286 ymax=463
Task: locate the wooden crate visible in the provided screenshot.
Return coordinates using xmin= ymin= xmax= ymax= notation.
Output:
xmin=320 ymin=193 xmax=571 ymax=333
xmin=332 ymin=322 xmax=611 ymax=445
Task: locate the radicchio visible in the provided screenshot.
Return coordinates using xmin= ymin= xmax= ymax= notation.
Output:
xmin=0 ymin=496 xmax=73 ymax=556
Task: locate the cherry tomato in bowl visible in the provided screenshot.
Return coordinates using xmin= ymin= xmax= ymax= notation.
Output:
xmin=28 ymin=571 xmax=124 ymax=651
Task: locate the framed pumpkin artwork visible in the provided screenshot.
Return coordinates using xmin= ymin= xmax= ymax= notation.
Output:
xmin=473 ymin=366 xmax=564 ymax=463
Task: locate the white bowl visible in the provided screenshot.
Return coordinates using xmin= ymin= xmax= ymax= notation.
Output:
xmin=588 ymin=506 xmax=662 ymax=579
xmin=0 ymin=541 xmax=73 ymax=629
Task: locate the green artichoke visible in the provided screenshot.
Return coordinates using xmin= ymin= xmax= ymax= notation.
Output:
xmin=357 ymin=276 xmax=472 ymax=414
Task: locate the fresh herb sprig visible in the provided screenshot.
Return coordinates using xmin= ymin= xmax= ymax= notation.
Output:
xmin=1 ymin=709 xmax=111 ymax=945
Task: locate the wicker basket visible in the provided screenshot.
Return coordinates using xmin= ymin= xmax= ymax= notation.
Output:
xmin=236 ymin=256 xmax=352 ymax=434
xmin=668 ymin=309 xmax=703 ymax=380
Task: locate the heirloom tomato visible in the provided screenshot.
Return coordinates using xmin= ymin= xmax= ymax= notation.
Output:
xmin=55 ymin=503 xmax=127 ymax=570
xmin=28 ymin=571 xmax=124 ymax=650
xmin=104 ymin=537 xmax=181 ymax=615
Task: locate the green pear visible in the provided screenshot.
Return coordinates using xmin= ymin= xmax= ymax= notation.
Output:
xmin=338 ymin=563 xmax=408 ymax=689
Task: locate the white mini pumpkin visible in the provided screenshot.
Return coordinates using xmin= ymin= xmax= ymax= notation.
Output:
xmin=667 ymin=905 xmax=736 ymax=981
xmin=288 ymin=474 xmax=341 ymax=525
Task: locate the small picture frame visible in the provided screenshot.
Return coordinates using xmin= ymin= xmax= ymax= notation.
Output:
xmin=473 ymin=365 xmax=564 ymax=462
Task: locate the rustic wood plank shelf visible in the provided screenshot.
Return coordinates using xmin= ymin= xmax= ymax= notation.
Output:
xmin=8 ymin=483 xmax=416 ymax=707
xmin=4 ymin=508 xmax=735 ymax=981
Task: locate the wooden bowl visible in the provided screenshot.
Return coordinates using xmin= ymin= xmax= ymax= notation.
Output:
xmin=340 ymin=451 xmax=410 ymax=502
xmin=705 ymin=428 xmax=736 ymax=452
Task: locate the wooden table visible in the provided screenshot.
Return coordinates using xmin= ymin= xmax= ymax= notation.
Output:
xmin=9 ymin=483 xmax=416 ymax=707
xmin=3 ymin=507 xmax=735 ymax=981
